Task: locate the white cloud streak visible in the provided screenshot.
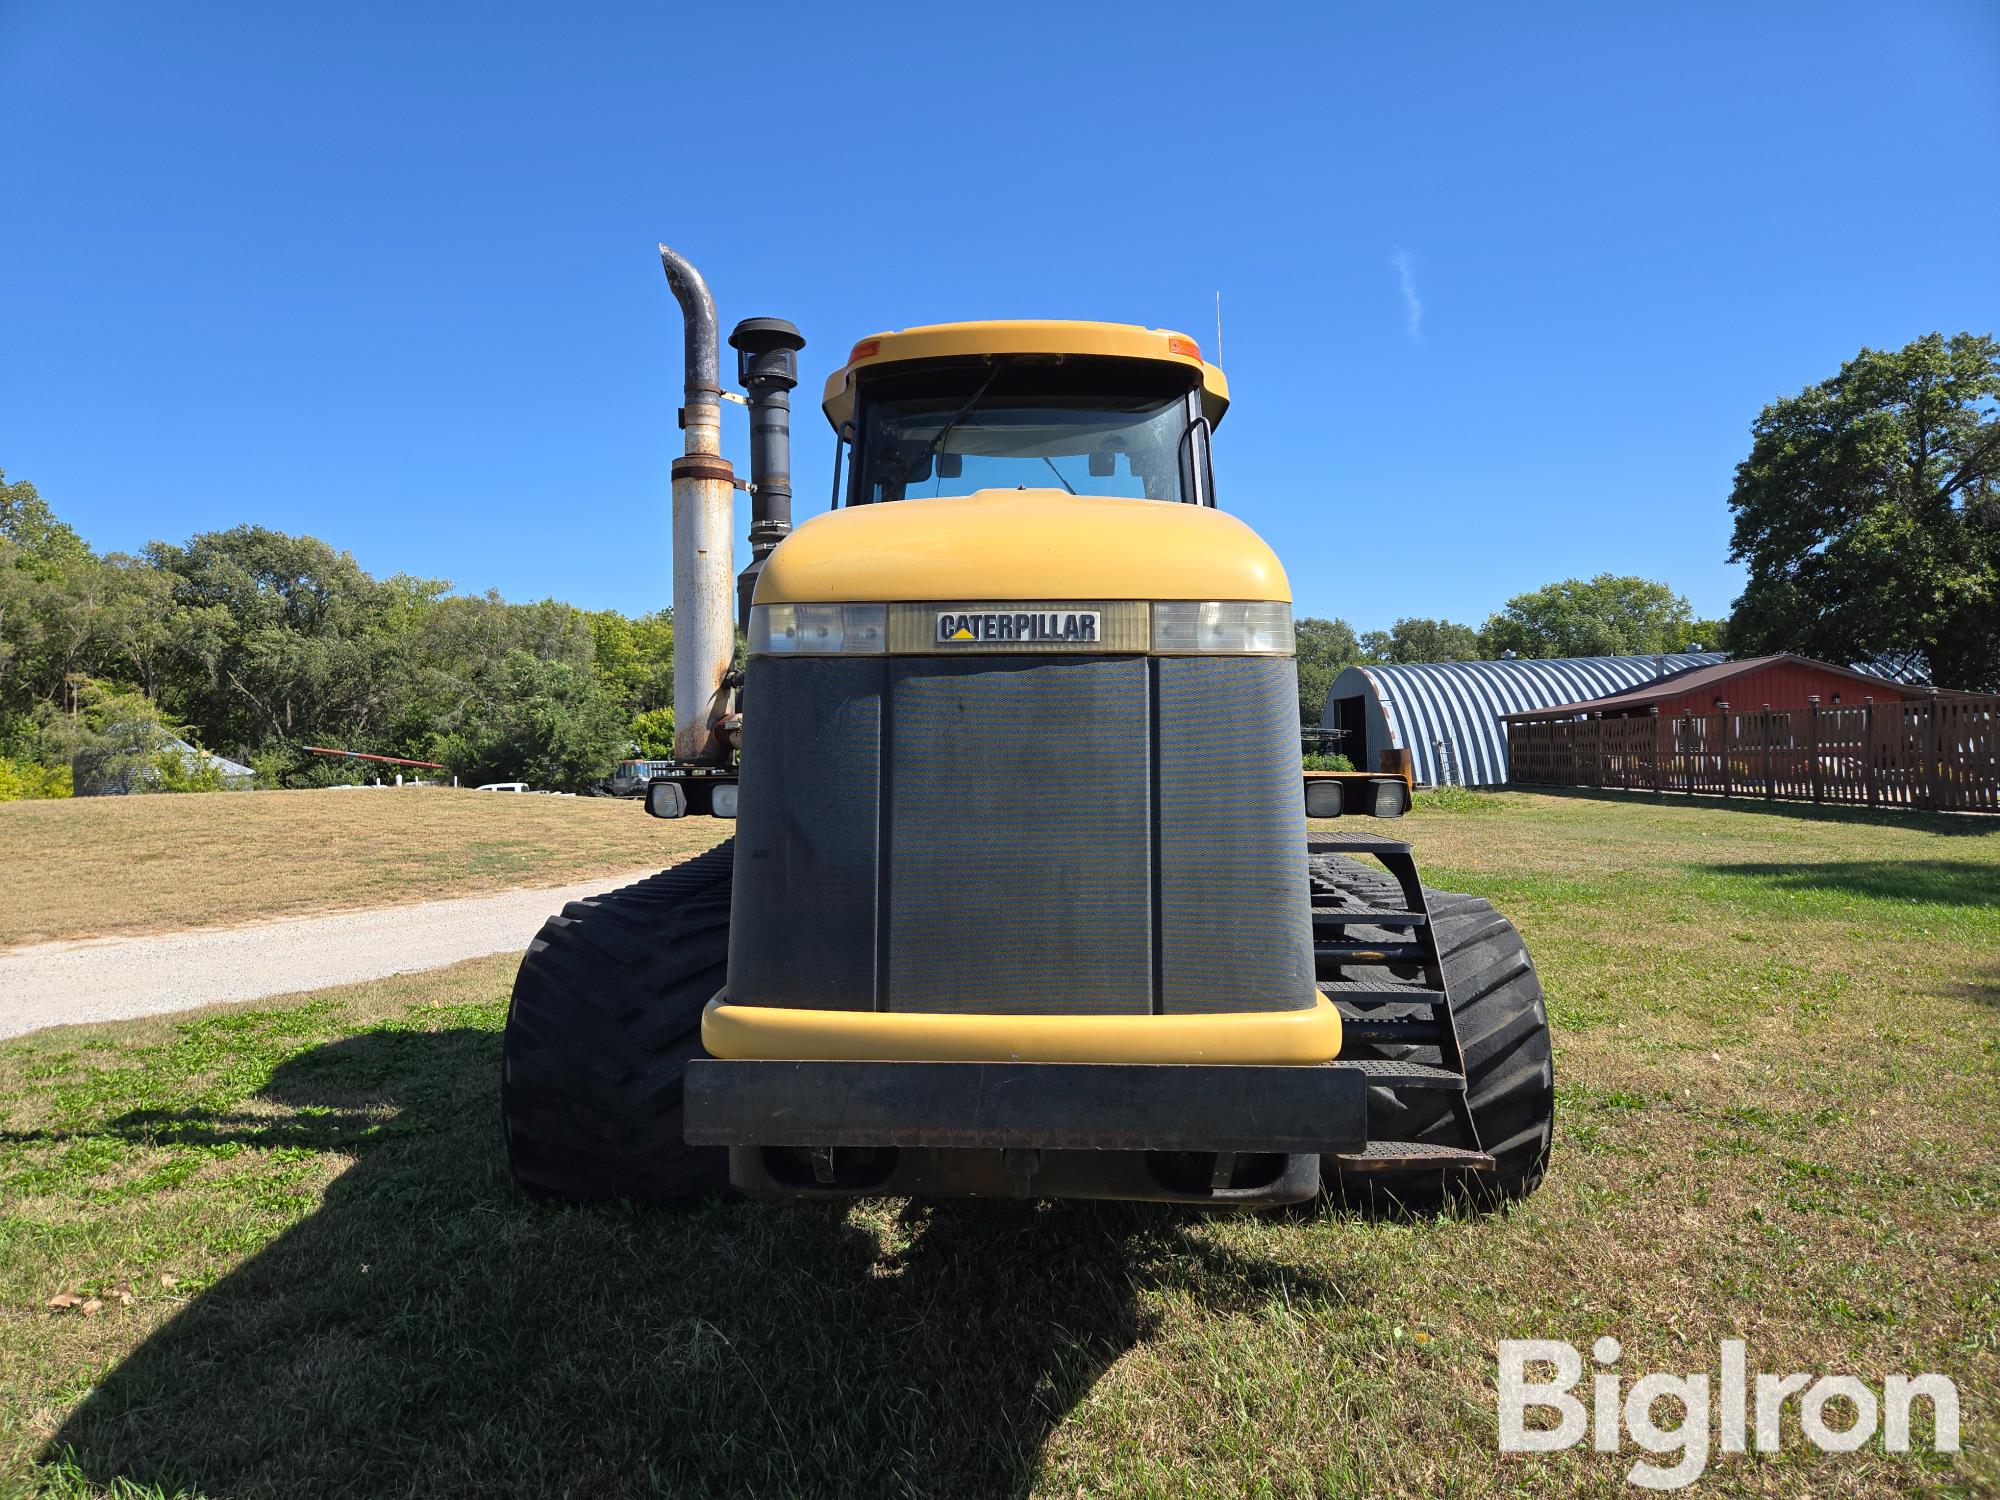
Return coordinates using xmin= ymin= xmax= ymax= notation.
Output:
xmin=1390 ymin=248 xmax=1423 ymax=341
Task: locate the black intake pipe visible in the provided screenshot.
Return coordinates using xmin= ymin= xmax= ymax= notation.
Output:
xmin=729 ymin=316 xmax=806 ymax=627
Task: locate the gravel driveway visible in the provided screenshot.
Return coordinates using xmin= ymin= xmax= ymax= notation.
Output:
xmin=0 ymin=869 xmax=663 ymax=1040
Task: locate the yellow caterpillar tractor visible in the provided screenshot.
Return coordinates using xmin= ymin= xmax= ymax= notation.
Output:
xmin=500 ymin=248 xmax=1554 ymax=1211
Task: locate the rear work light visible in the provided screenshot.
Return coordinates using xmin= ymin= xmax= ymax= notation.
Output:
xmin=1302 ymin=777 xmax=1408 ymax=819
xmin=1150 ymin=601 xmax=1294 ymax=655
xmin=748 ymin=603 xmax=888 ymax=655
xmin=1371 ymin=778 xmax=1409 ymax=818
xmin=1304 ymin=780 xmax=1344 ymax=818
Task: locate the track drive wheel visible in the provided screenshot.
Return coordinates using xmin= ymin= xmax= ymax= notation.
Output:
xmin=501 ymin=841 xmax=733 ymax=1202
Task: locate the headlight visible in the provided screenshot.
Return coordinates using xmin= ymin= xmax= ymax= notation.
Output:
xmin=1151 ymin=601 xmax=1294 ymax=655
xmin=748 ymin=603 xmax=888 ymax=655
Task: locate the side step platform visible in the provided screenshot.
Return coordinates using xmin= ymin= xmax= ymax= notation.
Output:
xmin=1312 ymin=905 xmax=1426 ymax=925
xmin=1338 ymin=1141 xmax=1496 ymax=1173
xmin=1308 ymin=833 xmax=1491 ymax=1176
xmin=1347 ymin=1058 xmax=1465 ymax=1089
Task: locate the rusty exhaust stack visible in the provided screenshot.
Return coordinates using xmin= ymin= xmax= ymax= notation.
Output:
xmin=658 ymin=245 xmax=736 ymax=765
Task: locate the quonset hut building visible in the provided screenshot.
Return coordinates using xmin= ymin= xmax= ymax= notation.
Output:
xmin=1322 ymin=654 xmax=1725 ymax=788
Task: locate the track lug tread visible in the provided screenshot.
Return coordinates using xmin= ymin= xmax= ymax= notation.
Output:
xmin=501 ymin=842 xmax=734 ymax=1203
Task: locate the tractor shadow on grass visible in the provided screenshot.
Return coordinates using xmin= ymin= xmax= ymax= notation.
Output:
xmin=1696 ymin=857 xmax=2000 ymax=909
xmin=44 ymin=1027 xmax=1356 ymax=1499
xmin=1948 ymin=962 xmax=2000 ymax=1010
xmin=1524 ymin=784 xmax=2000 ymax=837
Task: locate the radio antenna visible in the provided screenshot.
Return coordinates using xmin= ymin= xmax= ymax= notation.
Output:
xmin=1215 ymin=290 xmax=1223 ymax=361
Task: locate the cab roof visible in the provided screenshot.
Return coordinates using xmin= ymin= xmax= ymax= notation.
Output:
xmin=821 ymin=319 xmax=1230 ymax=430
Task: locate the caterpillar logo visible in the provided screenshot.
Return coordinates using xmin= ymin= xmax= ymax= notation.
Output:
xmin=936 ymin=609 xmax=1101 ymax=645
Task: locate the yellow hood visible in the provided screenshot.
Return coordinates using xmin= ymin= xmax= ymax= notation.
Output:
xmin=753 ymin=490 xmax=1290 ymax=606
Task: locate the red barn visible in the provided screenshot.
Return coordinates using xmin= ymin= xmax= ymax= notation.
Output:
xmin=1505 ymin=655 xmax=1916 ymax=722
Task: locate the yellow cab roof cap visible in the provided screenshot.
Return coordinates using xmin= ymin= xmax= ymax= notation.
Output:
xmin=821 ymin=319 xmax=1229 ymax=431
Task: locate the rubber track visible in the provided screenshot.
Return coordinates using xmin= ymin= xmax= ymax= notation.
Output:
xmin=1318 ymin=863 xmax=1555 ymax=1212
xmin=501 ymin=841 xmax=734 ymax=1202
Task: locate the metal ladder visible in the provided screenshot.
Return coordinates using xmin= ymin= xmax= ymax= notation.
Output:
xmin=1307 ymin=832 xmax=1493 ymax=1175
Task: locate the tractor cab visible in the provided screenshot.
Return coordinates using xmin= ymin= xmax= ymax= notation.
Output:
xmin=826 ymin=323 xmax=1229 ymax=507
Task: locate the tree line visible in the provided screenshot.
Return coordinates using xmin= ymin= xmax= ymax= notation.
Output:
xmin=0 ymin=477 xmax=673 ymax=795
xmin=0 ymin=475 xmax=1729 ymax=774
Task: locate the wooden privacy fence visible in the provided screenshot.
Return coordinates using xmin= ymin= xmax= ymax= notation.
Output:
xmin=1507 ymin=692 xmax=2000 ymax=812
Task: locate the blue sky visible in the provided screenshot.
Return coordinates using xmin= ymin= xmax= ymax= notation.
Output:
xmin=3 ymin=2 xmax=1995 ymax=630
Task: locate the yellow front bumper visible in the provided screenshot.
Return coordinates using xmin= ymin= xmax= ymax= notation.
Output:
xmin=700 ymin=993 xmax=1343 ymax=1066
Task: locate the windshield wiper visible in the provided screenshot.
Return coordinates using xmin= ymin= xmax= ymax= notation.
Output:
xmin=924 ymin=360 xmax=1007 ymax=470
xmin=1041 ymin=456 xmax=1077 ymax=495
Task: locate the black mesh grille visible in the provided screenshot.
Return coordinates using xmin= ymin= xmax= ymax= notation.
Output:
xmin=1155 ymin=656 xmax=1315 ymax=1013
xmin=885 ymin=657 xmax=1153 ymax=1014
xmin=728 ymin=653 xmax=1315 ymax=1017
xmin=728 ymin=657 xmax=882 ymax=1010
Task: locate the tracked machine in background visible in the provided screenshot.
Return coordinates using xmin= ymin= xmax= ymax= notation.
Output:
xmin=501 ymin=249 xmax=1554 ymax=1211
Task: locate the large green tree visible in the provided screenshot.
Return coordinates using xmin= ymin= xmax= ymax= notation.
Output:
xmin=146 ymin=526 xmax=414 ymax=753
xmin=1358 ymin=617 xmax=1487 ymax=665
xmin=1 ymin=470 xmax=157 ymax=741
xmin=1481 ymin=574 xmax=1694 ymax=659
xmin=0 ymin=470 xmax=91 ymax=577
xmin=1293 ymin=615 xmax=1361 ymax=725
xmin=432 ymin=650 xmax=628 ymax=790
xmin=589 ymin=607 xmax=675 ymax=716
xmin=1727 ymin=332 xmax=2000 ymax=690
xmin=1678 ymin=616 xmax=1731 ymax=654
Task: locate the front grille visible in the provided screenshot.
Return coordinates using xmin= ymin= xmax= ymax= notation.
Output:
xmin=886 ymin=656 xmax=1153 ymax=1014
xmin=729 ymin=654 xmax=1314 ymax=1016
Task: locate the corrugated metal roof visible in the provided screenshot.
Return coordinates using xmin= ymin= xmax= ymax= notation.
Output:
xmin=1858 ymin=651 xmax=1932 ymax=686
xmin=1330 ymin=655 xmax=1725 ymax=786
xmin=1327 ymin=652 xmax=1928 ymax=786
xmin=166 ymin=738 xmax=255 ymax=780
xmin=1499 ymin=654 xmax=1919 ymax=721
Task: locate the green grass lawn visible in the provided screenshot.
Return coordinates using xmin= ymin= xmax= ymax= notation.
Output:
xmin=1 ymin=791 xmax=1994 ymax=1497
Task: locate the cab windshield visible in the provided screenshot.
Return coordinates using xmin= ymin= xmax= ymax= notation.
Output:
xmin=848 ymin=359 xmax=1208 ymax=505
